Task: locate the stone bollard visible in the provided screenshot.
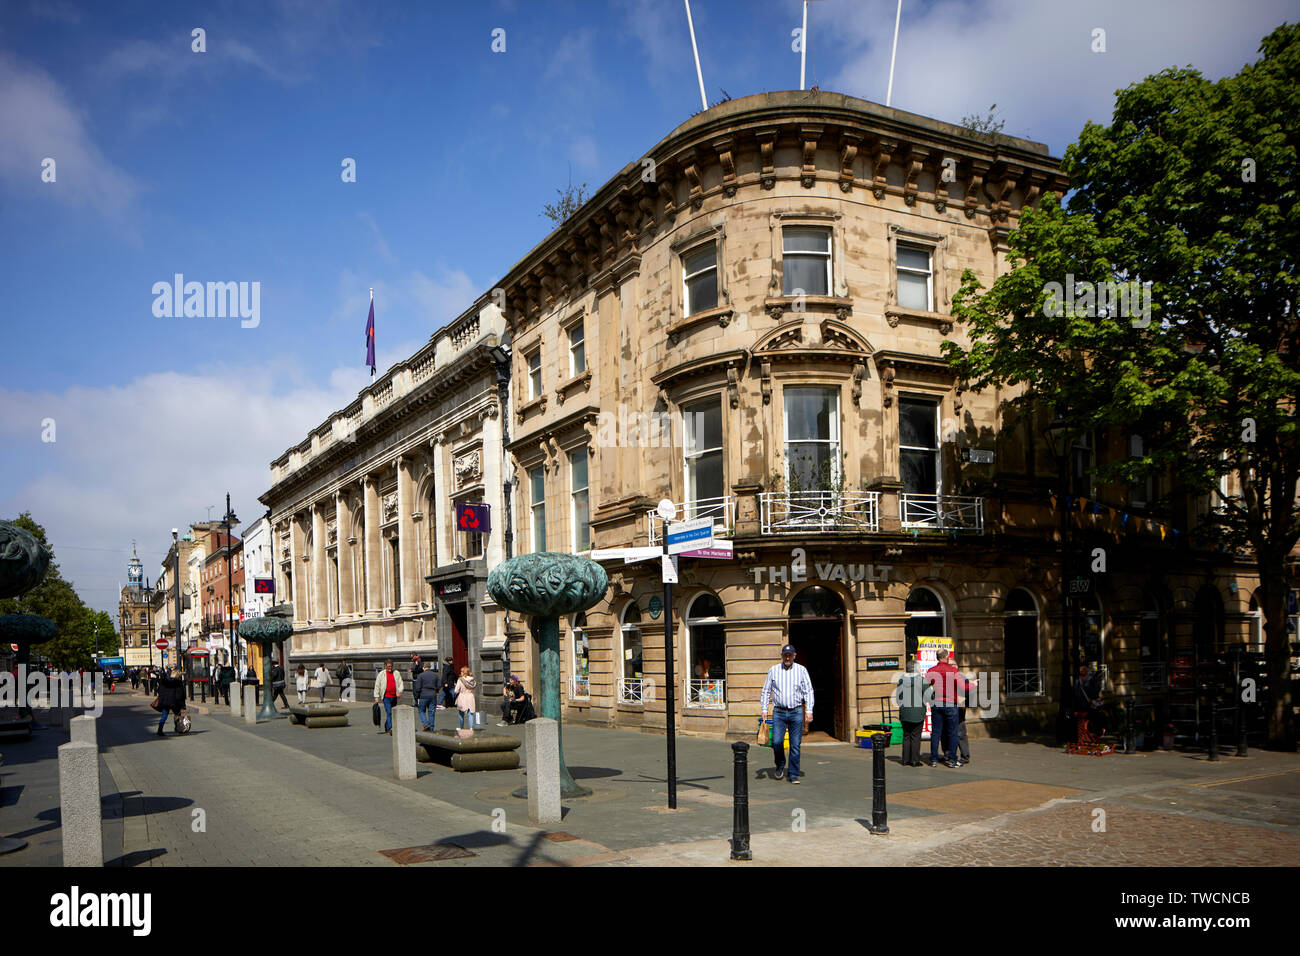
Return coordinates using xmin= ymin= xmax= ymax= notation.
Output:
xmin=868 ymin=733 xmax=890 ymax=834
xmin=58 ymin=741 xmax=102 ymax=866
xmin=243 ymin=685 xmax=258 ymax=725
xmin=230 ymin=683 xmax=242 ymax=718
xmin=61 ymin=706 xmax=75 ymax=734
xmin=730 ymin=741 xmax=751 ymax=861
xmin=69 ymin=714 xmax=97 ymax=749
xmin=525 ymin=717 xmax=561 ymax=825
xmin=393 ymin=705 xmax=416 ymax=781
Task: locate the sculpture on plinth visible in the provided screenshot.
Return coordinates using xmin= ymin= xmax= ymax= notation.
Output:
xmin=487 ymin=552 xmax=608 ymax=798
xmin=237 ymin=615 xmax=293 ymax=720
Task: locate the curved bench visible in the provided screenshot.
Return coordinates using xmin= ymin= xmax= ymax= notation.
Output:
xmin=287 ymin=703 xmax=350 ymax=728
xmin=0 ymin=714 xmax=32 ymax=742
xmin=415 ymin=729 xmax=521 ymax=772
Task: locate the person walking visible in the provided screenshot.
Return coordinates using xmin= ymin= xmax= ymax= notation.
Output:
xmin=313 ymin=663 xmax=331 ymax=703
xmin=295 ymin=664 xmax=309 ymax=705
xmin=896 ymin=658 xmax=927 ymax=766
xmin=155 ymin=667 xmax=186 ymax=737
xmin=951 ymin=654 xmax=975 ymax=765
xmin=453 ymin=666 xmax=477 ymax=730
xmin=441 ymin=659 xmax=456 ymax=709
xmin=269 ymin=658 xmax=290 ymax=709
xmin=759 ymin=644 xmax=814 ymax=784
xmin=335 ymin=660 xmax=352 ymax=701
xmin=409 ymin=654 xmax=424 ymax=709
xmin=217 ymin=662 xmax=235 ymax=706
xmin=373 ymin=659 xmax=403 ymax=734
xmin=926 ymin=649 xmax=970 ymax=768
xmin=413 ymin=663 xmax=441 ymax=731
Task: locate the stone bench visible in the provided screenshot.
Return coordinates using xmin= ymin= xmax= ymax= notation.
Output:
xmin=415 ymin=729 xmax=521 ymax=772
xmin=287 ymin=703 xmax=350 ymax=728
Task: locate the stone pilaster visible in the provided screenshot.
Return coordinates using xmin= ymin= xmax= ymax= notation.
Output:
xmin=336 ymin=489 xmax=356 ymax=618
xmin=311 ymin=504 xmax=328 ymax=621
xmin=397 ymin=454 xmax=419 ymax=612
xmin=363 ymin=476 xmax=382 ymax=615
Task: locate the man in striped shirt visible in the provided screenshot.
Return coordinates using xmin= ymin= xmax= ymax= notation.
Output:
xmin=760 ymin=644 xmax=815 ymax=784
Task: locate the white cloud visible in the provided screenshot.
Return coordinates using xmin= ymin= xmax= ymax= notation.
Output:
xmin=0 ymin=53 xmax=138 ymax=216
xmin=0 ymin=363 xmax=368 ymax=613
xmin=824 ymin=0 xmax=1297 ymax=150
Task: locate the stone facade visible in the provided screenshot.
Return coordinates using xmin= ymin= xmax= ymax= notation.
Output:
xmin=261 ymin=303 xmax=514 ymax=701
xmin=478 ymin=91 xmax=1282 ymax=741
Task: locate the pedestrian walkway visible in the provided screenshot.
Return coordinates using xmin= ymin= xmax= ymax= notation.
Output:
xmin=1 ymin=687 xmax=1297 ymax=866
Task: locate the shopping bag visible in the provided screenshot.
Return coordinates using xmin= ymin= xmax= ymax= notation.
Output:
xmin=756 ymin=718 xmax=772 ymax=747
xmin=372 ymin=701 xmax=381 ymax=726
xmin=150 ymin=697 xmax=161 ymax=712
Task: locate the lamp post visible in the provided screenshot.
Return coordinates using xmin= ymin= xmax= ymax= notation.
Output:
xmin=223 ymin=494 xmax=239 ymax=672
xmin=1044 ymin=412 xmax=1078 ymax=743
xmin=172 ymin=529 xmax=182 ymax=679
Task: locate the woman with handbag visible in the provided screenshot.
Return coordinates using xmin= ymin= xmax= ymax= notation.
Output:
xmin=454 ymin=666 xmax=477 ymax=730
xmin=295 ymin=664 xmax=309 ymax=705
xmin=372 ymin=659 xmax=403 ymax=735
xmin=154 ymin=667 xmax=187 ymax=737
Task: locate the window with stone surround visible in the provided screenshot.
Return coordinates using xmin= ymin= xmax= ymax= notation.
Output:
xmin=529 ymin=466 xmax=546 ymax=552
xmin=683 ymin=396 xmax=724 ymax=513
xmin=782 ymin=227 xmax=832 ymax=296
xmin=567 ymin=321 xmax=586 ymax=377
xmin=527 ymin=348 xmax=542 ymax=400
xmin=569 ymin=450 xmax=590 ymax=553
xmin=682 ymin=244 xmax=719 ymax=316
xmin=896 ymin=243 xmax=933 ymax=311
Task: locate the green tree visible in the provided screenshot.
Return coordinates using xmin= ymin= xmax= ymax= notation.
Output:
xmin=942 ymin=25 xmax=1299 ymax=749
xmin=0 ymin=513 xmax=118 ymax=670
xmin=541 ymin=179 xmax=590 ymax=225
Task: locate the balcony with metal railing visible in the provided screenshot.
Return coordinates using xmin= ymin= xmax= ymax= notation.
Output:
xmin=759 ymin=491 xmax=880 ymax=534
xmin=899 ymin=494 xmax=985 ymax=532
xmin=647 ymin=496 xmax=734 ymax=544
xmin=617 ymin=677 xmax=648 ymax=705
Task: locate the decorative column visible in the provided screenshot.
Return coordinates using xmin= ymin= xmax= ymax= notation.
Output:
xmin=363 ymin=475 xmax=382 ymax=615
xmin=488 ymin=552 xmax=609 ymax=798
xmin=336 ymin=490 xmax=356 ymax=619
xmin=289 ymin=514 xmax=309 ymax=623
xmin=397 ymin=454 xmax=419 ymax=613
xmin=431 ymin=435 xmax=450 ymax=569
xmin=311 ymin=504 xmax=327 ymax=622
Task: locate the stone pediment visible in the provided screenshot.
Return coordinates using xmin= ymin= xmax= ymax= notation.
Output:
xmin=752 ymin=318 xmax=873 ymax=361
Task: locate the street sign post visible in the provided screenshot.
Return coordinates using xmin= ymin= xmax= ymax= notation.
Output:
xmin=666 ymin=517 xmax=714 ymax=555
xmin=661 ymin=554 xmax=679 ymax=584
xmin=154 ymin=638 xmax=169 ymax=651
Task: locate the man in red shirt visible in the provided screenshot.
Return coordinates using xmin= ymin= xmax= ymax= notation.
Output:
xmin=372 ymin=659 xmax=404 ymax=735
xmin=926 ymin=649 xmax=970 ymax=768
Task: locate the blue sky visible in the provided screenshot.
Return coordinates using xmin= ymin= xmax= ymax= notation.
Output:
xmin=0 ymin=0 xmax=1293 ymax=616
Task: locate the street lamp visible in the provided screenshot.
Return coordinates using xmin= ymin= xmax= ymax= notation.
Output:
xmin=222 ymin=494 xmax=240 ymax=672
xmin=1044 ymin=411 xmax=1078 ymax=743
xmin=172 ymin=529 xmax=182 ymax=679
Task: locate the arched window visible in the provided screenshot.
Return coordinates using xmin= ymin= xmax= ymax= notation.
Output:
xmin=790 ymin=585 xmax=844 ymax=619
xmin=618 ymin=603 xmax=645 ymax=703
xmin=1248 ymin=592 xmax=1263 ymax=653
xmin=1003 ymin=588 xmax=1041 ymax=696
xmin=686 ymin=593 xmax=726 ymax=707
xmin=904 ymin=586 xmax=946 ymax=662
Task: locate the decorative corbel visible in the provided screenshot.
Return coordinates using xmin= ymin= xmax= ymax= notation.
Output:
xmin=637 ymin=189 xmax=656 ymax=231
xmin=903 ymin=145 xmax=928 ymax=206
xmin=726 ymin=366 xmax=740 ymax=409
xmin=765 ymin=301 xmax=785 ymax=321
xmin=954 ymin=381 xmax=965 ymax=413
xmin=598 ymin=213 xmax=618 ymax=264
xmin=756 ymin=128 xmax=777 ymax=190
xmin=838 ymin=133 xmax=861 ymax=193
xmin=871 ymin=137 xmax=898 ymax=199
xmin=800 ymin=126 xmax=822 ymax=188
xmin=1019 ymin=169 xmax=1046 ymax=211
xmin=939 ymin=321 xmax=954 ymax=336
xmin=834 ymin=304 xmax=852 ymax=321
xmin=933 ymin=155 xmax=952 ymax=212
xmin=615 ymin=200 xmax=638 ymax=244
xmin=657 ymin=174 xmax=677 ymax=223
xmin=965 ymin=159 xmax=990 ymax=219
xmin=713 ymin=135 xmax=737 ymax=197
xmin=683 ymin=153 xmax=704 ymax=210
xmin=851 ymin=362 xmax=867 ymax=406
xmin=760 ymin=361 xmax=772 ymax=405
xmin=880 ymin=360 xmax=896 ymax=407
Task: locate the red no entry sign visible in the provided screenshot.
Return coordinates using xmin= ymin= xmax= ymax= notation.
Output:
xmin=155 ymin=638 xmax=169 ymax=650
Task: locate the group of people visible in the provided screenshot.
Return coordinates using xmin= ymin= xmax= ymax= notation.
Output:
xmin=294 ymin=663 xmax=338 ymax=705
xmin=896 ymin=649 xmax=978 ymax=768
xmin=373 ymin=656 xmax=481 ymax=734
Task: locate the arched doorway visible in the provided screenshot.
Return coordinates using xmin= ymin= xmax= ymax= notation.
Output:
xmin=904 ymin=586 xmax=946 ymax=663
xmin=685 ymin=593 xmax=726 ymax=707
xmin=789 ymin=586 xmax=845 ymax=739
xmin=1003 ymin=588 xmax=1042 ymax=697
xmin=1193 ymin=586 xmax=1224 ymax=661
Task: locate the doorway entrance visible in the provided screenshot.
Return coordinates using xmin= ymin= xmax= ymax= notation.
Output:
xmin=789 ymin=586 xmax=845 ymax=740
xmin=447 ymin=603 xmax=469 ymax=675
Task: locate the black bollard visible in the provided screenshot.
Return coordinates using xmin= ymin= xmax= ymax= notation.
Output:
xmin=1208 ymin=697 xmax=1219 ymax=762
xmin=730 ymin=741 xmax=751 ymax=861
xmin=868 ymin=733 xmax=889 ymax=834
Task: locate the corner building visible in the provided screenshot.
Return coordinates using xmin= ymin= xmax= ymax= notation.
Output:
xmin=487 ymin=90 xmax=1286 ymax=742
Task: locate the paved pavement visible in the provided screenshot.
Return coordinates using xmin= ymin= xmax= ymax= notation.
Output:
xmin=1 ymin=687 xmax=1297 ymax=867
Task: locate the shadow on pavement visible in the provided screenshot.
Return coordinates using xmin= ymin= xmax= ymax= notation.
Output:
xmin=568 ymin=766 xmax=621 ymax=780
xmin=97 ymin=794 xmax=193 ymax=817
xmin=107 ymin=848 xmax=168 ymax=867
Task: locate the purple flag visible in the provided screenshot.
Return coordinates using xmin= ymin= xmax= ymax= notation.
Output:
xmin=364 ymin=299 xmax=375 ymax=373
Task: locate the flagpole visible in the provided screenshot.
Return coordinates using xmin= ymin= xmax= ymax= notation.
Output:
xmin=886 ymin=0 xmax=902 ymax=106
xmin=684 ymin=0 xmax=707 ymax=112
xmin=800 ymin=0 xmax=808 ymax=90
xmin=369 ymin=287 xmax=375 ymax=383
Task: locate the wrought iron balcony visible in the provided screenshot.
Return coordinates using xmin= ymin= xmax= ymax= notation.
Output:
xmin=684 ymin=678 xmax=726 ymax=709
xmin=899 ymin=494 xmax=985 ymax=532
xmin=759 ymin=491 xmax=880 ymax=534
xmin=617 ymin=677 xmax=648 ymax=705
xmin=647 ymin=496 xmax=734 ymax=544
xmin=1004 ymin=668 xmax=1045 ymax=697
